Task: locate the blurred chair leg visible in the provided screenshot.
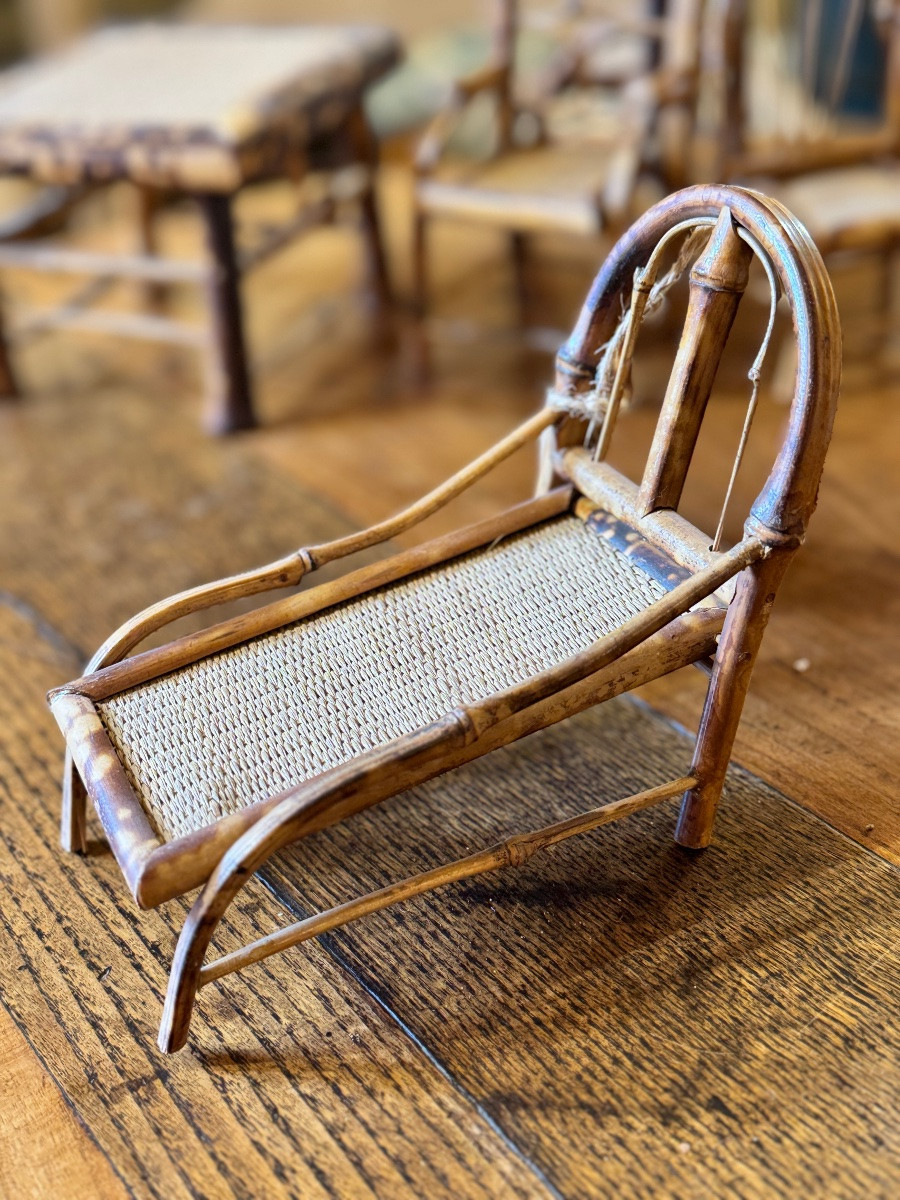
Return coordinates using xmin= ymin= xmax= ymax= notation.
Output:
xmin=357 ymin=174 xmax=392 ymax=314
xmin=345 ymin=105 xmax=393 ymax=343
xmin=196 ymin=191 xmax=256 ymax=435
xmin=412 ymin=208 xmax=429 ymax=318
xmin=510 ymin=230 xmax=530 ymax=326
xmin=409 ymin=208 xmax=433 ymax=385
xmin=0 ymin=292 xmax=19 ymax=399
xmin=136 ymin=185 xmax=167 ymax=312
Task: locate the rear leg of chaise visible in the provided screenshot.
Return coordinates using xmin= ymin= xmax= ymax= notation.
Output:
xmin=675 ymin=548 xmax=792 ymax=848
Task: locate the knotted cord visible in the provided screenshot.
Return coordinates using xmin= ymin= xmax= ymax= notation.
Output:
xmin=547 ymin=220 xmax=714 ymax=457
xmin=548 ymin=212 xmax=784 ymax=552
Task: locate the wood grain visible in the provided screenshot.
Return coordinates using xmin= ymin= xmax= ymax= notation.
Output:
xmin=262 ymin=696 xmax=900 ymax=1200
xmin=0 ymin=601 xmax=551 ymax=1200
xmin=0 ymin=1007 xmax=127 ymax=1200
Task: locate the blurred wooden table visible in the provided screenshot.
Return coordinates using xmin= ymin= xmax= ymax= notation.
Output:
xmin=0 ymin=22 xmax=400 ymax=430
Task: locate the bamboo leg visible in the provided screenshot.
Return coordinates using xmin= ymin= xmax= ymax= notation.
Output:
xmin=675 ymin=549 xmax=793 ymax=848
xmin=160 ymin=774 xmax=692 ymax=1052
xmin=510 ymin=230 xmax=529 ymax=326
xmin=410 ymin=208 xmax=432 ymax=384
xmin=412 ymin=208 xmax=429 ymax=318
xmin=196 ymin=192 xmax=255 ymax=435
xmin=0 ymin=291 xmax=19 ymax=398
xmin=199 ymin=776 xmax=694 ymax=988
xmin=135 ymin=185 xmax=166 ymax=312
xmin=346 ymin=105 xmax=392 ymax=318
xmin=159 ymin=720 xmax=464 ymax=1053
xmin=357 ymin=172 xmax=392 ymax=318
xmin=60 ymin=750 xmax=88 ymax=854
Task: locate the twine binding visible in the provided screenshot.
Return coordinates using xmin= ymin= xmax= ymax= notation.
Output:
xmin=547 ymin=224 xmax=713 ymax=432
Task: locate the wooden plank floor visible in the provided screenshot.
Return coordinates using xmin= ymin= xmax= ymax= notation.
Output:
xmin=0 ymin=167 xmax=897 ymax=1197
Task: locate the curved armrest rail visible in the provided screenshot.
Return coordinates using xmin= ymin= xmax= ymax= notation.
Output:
xmin=60 ymin=408 xmax=560 ymax=853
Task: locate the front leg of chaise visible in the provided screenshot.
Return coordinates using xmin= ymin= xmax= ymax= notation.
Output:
xmin=61 ymin=749 xmax=88 ymax=855
xmin=158 ymin=780 xmax=351 ymax=1053
xmin=159 ymin=879 xmax=234 ymax=1054
xmin=158 ymin=719 xmax=465 ymax=1053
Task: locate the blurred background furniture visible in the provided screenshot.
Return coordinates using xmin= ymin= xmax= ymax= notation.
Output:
xmin=708 ymin=0 xmax=900 ymax=381
xmin=0 ymin=21 xmax=399 ymax=431
xmin=410 ymin=0 xmax=704 ymax=322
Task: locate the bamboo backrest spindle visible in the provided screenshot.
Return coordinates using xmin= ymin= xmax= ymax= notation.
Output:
xmin=638 ymin=205 xmax=754 ymax=516
xmin=554 ymin=185 xmax=841 ymax=544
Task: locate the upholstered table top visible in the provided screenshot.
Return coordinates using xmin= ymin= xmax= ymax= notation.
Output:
xmin=0 ymin=23 xmax=401 ymax=189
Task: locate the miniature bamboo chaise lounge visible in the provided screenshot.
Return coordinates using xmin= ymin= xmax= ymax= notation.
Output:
xmin=49 ymin=184 xmax=841 ymax=1054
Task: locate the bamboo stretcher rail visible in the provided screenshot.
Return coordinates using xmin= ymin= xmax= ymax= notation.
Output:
xmin=14 ymin=306 xmax=207 ymax=346
xmin=199 ymin=776 xmax=696 ymax=987
xmin=0 ymin=243 xmax=209 ymax=282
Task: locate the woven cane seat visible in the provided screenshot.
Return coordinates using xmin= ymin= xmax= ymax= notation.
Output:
xmin=98 ymin=515 xmax=666 ymax=843
xmin=417 ymin=143 xmax=612 ymax=236
xmin=0 ymin=24 xmax=400 ymax=188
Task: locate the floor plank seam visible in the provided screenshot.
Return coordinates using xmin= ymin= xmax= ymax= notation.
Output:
xmin=0 ymin=588 xmax=86 ymax=668
xmin=625 ymin=692 xmax=900 ymax=873
xmin=257 ymin=874 xmax=565 ymax=1200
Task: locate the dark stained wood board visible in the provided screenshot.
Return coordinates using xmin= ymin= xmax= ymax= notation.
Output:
xmin=0 ymin=601 xmax=551 ymax=1200
xmin=262 ymin=696 xmax=900 ymax=1200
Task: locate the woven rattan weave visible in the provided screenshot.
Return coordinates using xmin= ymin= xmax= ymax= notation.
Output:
xmin=49 ymin=186 xmax=841 ymax=1054
xmin=100 ymin=517 xmax=665 ymax=841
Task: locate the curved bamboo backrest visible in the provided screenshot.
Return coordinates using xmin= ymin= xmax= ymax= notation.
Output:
xmin=552 ymin=184 xmax=841 ymax=547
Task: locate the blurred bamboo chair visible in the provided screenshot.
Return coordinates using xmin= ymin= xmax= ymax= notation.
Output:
xmin=709 ymin=0 xmax=900 ymax=378
xmin=50 ymin=185 xmax=840 ymax=1053
xmin=526 ymin=0 xmax=671 ymax=93
xmin=411 ymin=0 xmax=705 ymax=320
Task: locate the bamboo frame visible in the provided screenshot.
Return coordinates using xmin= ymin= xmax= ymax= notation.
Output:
xmin=50 ymin=186 xmax=841 ymax=1053
xmin=196 ymin=776 xmax=696 ymax=989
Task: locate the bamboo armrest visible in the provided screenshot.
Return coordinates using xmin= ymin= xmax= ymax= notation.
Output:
xmin=729 ymin=131 xmax=900 ymax=182
xmin=86 ymin=409 xmax=560 ymax=674
xmin=414 ymin=62 xmax=515 ymax=175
